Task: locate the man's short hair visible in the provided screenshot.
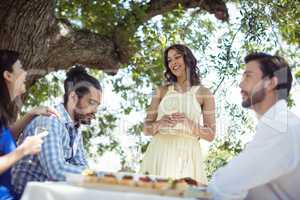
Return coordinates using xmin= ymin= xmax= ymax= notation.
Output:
xmin=244 ymin=52 xmax=293 ymax=100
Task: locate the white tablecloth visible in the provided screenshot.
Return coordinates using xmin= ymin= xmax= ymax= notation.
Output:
xmin=21 ymin=182 xmax=196 ymax=200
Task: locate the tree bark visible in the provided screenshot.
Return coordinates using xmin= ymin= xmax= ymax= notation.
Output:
xmin=0 ymin=0 xmax=228 ymax=86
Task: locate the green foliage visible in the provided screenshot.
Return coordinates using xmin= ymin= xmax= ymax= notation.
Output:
xmin=24 ymin=73 xmax=64 ymax=112
xmin=296 ymin=70 xmax=300 ymax=79
xmin=267 ymin=0 xmax=300 ymax=45
xmin=238 ymin=0 xmax=299 ymax=53
xmin=82 ymin=108 xmax=118 ymax=158
xmin=205 ymin=98 xmax=254 ymax=179
xmin=205 ymin=135 xmax=243 ymax=179
xmin=55 ymin=0 xmax=148 ymax=38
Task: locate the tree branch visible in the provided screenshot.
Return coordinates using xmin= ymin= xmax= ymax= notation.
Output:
xmin=25 ymin=19 xmax=120 ymax=86
xmin=46 ymin=20 xmax=119 ymax=74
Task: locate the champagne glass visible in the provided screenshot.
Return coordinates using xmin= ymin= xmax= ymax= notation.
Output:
xmin=34 ymin=126 xmax=49 ymax=137
xmin=27 ymin=126 xmax=49 ymax=164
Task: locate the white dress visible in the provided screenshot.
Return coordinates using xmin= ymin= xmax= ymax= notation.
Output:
xmin=140 ymin=85 xmax=208 ymax=183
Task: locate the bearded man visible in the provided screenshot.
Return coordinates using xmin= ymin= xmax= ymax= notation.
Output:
xmin=207 ymin=52 xmax=300 ymax=200
xmin=12 ymin=66 xmax=102 ymax=197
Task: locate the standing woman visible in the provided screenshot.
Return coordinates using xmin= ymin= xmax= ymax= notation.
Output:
xmin=140 ymin=44 xmax=216 ymax=183
xmin=0 ymin=50 xmax=56 ymax=200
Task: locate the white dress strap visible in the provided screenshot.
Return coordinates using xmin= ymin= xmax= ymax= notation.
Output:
xmin=191 ymin=85 xmax=201 ymax=94
xmin=171 ymin=84 xmax=175 ymax=92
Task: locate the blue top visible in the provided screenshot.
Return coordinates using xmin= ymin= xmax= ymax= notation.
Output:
xmin=0 ymin=127 xmax=16 ymax=200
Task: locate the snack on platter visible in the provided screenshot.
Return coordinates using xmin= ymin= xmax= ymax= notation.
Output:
xmin=153 ymin=178 xmax=170 ymax=190
xmin=136 ymin=175 xmax=153 ymax=189
xmin=81 ymin=169 xmax=96 ymax=176
xmin=99 ymin=172 xmax=119 ymax=184
xmin=174 ymin=177 xmax=199 ymax=191
xmin=66 ymin=170 xmax=211 ymax=199
xmin=118 ymin=175 xmax=135 ymax=186
xmin=81 ymin=169 xmax=98 ymax=182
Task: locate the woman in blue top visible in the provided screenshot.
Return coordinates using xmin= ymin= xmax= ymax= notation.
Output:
xmin=0 ymin=50 xmax=58 ymax=200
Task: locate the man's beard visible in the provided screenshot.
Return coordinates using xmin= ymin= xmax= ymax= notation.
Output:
xmin=74 ymin=103 xmax=94 ymax=125
xmin=242 ymin=87 xmax=266 ymax=108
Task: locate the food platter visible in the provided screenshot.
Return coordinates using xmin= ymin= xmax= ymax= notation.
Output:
xmin=66 ymin=170 xmax=211 ymax=199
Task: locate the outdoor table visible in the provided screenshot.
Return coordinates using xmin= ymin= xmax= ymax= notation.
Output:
xmin=21 ymin=181 xmax=205 ymax=200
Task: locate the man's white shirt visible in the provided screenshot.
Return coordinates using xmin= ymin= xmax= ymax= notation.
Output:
xmin=208 ymin=100 xmax=300 ymax=200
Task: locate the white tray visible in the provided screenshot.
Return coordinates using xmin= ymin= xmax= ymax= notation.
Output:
xmin=66 ymin=173 xmax=211 ymax=199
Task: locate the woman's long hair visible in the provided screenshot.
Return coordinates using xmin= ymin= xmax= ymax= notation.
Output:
xmin=0 ymin=50 xmax=20 ymax=128
xmin=163 ymin=44 xmax=201 ymax=86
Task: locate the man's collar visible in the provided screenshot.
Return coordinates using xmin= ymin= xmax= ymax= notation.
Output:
xmin=258 ymin=100 xmax=288 ymax=133
xmin=55 ymin=103 xmax=77 ymax=129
